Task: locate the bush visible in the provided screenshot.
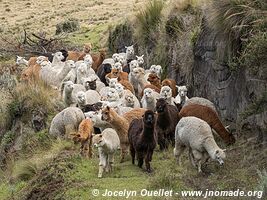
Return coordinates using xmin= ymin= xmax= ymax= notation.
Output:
xmin=56 ymin=18 xmax=80 ymax=35
xmin=135 ymin=0 xmax=164 ymax=45
xmin=165 ymin=15 xmax=185 ymax=38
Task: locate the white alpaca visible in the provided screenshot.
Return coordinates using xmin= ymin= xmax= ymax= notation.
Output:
xmin=160 ymin=86 xmax=176 ymax=106
xmin=92 ymin=128 xmax=120 ymax=178
xmin=174 ymin=116 xmax=226 ymax=173
xmin=123 ymin=93 xmax=140 ymax=108
xmin=141 ymin=88 xmax=160 ymax=111
xmin=61 ymin=81 xmax=86 ymax=107
xmin=51 ymin=51 xmax=65 ymax=69
xmin=76 ymin=90 xmax=101 ymax=107
xmin=109 ymin=78 xmax=118 ymax=88
xmin=40 ymin=60 xmax=75 ymax=88
xmin=85 ymin=111 xmax=112 ymax=131
xmin=16 ymin=56 xmax=28 ymax=66
xmin=136 ymin=55 xmax=144 ymax=67
xmin=175 ymin=85 xmax=189 ymax=105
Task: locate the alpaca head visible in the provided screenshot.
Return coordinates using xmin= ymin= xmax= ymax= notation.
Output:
xmin=92 ymin=134 xmax=105 ymax=147
xmin=153 ymin=65 xmax=162 ymax=76
xmin=36 ymin=56 xmax=48 ymax=64
xmin=84 ymin=75 xmax=98 ymax=90
xmin=52 ymin=51 xmax=65 ymax=62
xmin=101 ymin=106 xmax=113 ymax=122
xmin=143 ymin=110 xmax=156 ymax=127
xmin=40 ymin=60 xmax=52 ymax=68
xmin=118 ymin=55 xmax=126 ymax=65
xmin=63 ymin=81 xmax=74 ymax=93
xmin=107 ymin=88 xmax=120 ymax=102
xmin=136 ymin=55 xmax=144 ymax=66
xmin=129 ymin=60 xmax=139 ymax=72
xmin=84 ymin=54 xmax=93 ymax=67
xmin=160 ymin=86 xmax=172 ymax=99
xmin=16 ymin=56 xmax=26 ymax=65
xmin=177 ymin=86 xmax=187 ymax=97
xmin=83 ymin=43 xmax=92 ymax=53
xmin=143 ymin=88 xmax=154 ymax=101
xmin=213 ymin=149 xmax=226 ymax=165
xmin=147 ymin=73 xmax=160 ymax=85
xmin=156 ymin=98 xmax=168 ymax=113
xmin=124 ymin=94 xmax=134 ymax=106
xmin=125 ymin=45 xmax=134 ymax=58
xmin=72 ymin=119 xmax=93 ymax=143
xmin=65 ymin=60 xmax=76 ymax=70
xmin=112 ymin=53 xmax=120 ymax=62
xmin=112 ymin=62 xmax=123 ymax=71
xmin=85 ymin=111 xmax=99 ymax=125
xmin=132 ymin=67 xmax=145 ymax=79
xmin=109 ymin=78 xmax=118 ymax=88
xmin=77 ymin=91 xmax=86 ymax=105
xmin=99 ymin=49 xmax=106 ymax=58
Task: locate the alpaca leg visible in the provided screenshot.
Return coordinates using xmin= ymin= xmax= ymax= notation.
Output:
xmin=81 ymin=140 xmax=89 ymax=159
xmin=108 ymin=153 xmax=114 ymax=172
xmin=98 ymin=153 xmax=107 ymax=178
xmin=137 ymin=152 xmax=144 ymax=169
xmin=192 ymin=150 xmax=203 ymax=173
xmin=88 ymin=137 xmax=93 ymax=158
xmin=145 ymin=153 xmax=152 ymax=173
xmin=120 ymin=144 xmax=128 ymax=163
xmin=130 ymin=145 xmax=135 ymax=165
xmin=189 ymin=148 xmax=197 ymax=168
xmin=174 ymin=140 xmax=186 ymax=165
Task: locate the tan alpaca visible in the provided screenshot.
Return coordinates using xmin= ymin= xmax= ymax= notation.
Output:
xmin=101 ymin=107 xmax=146 ymax=162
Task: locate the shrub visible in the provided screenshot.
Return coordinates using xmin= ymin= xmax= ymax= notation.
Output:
xmin=165 ymin=15 xmax=185 ymax=38
xmin=256 ymin=170 xmax=267 ymax=198
xmin=135 ymin=0 xmax=164 ymax=45
xmin=56 ymin=18 xmax=80 ymax=35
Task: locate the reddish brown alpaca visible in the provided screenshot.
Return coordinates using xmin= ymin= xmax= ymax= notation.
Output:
xmin=179 ymin=104 xmax=236 ymax=145
xmin=147 ymin=73 xmax=161 ymax=91
xmin=92 ymin=49 xmax=106 ymax=72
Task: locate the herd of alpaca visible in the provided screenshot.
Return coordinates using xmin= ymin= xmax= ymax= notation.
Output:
xmin=17 ymin=44 xmax=236 ymax=177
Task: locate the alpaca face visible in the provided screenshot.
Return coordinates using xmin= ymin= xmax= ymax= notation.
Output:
xmin=53 ymin=52 xmax=65 ymax=62
xmin=101 ymin=107 xmax=112 ymax=122
xmin=112 ymin=53 xmax=120 ymax=62
xmin=129 ymin=60 xmax=139 ymax=72
xmin=143 ymin=110 xmax=155 ymax=126
xmin=136 ymin=55 xmax=144 ymax=66
xmin=16 ymin=56 xmax=25 ymax=65
xmin=66 ymin=60 xmax=76 ymax=69
xmin=214 ymin=149 xmax=226 ymax=165
xmin=109 ymin=78 xmax=118 ymax=88
xmin=115 ymin=83 xmax=124 ymax=97
xmin=125 ymin=94 xmax=134 ymax=106
xmin=143 ymin=88 xmax=154 ymax=100
xmin=92 ymin=134 xmax=105 ymax=147
xmin=112 ymin=62 xmax=122 ymax=71
xmin=86 ymin=80 xmax=96 ymax=90
xmin=85 ymin=111 xmax=99 ymax=124
xmin=132 ymin=67 xmax=144 ymax=79
xmin=125 ymin=45 xmax=134 ymax=57
xmin=147 ymin=73 xmax=160 ymax=84
xmin=118 ymin=55 xmax=125 ymax=64
xmin=83 ymin=43 xmax=92 ymax=53
xmin=156 ymin=98 xmax=167 ymax=113
xmin=77 ymin=91 xmax=86 ymax=104
xmin=107 ymin=88 xmax=119 ymax=102
xmin=160 ymin=86 xmax=172 ymax=99
xmin=64 ymin=81 xmax=74 ymax=92
xmin=178 ymin=86 xmax=187 ymax=97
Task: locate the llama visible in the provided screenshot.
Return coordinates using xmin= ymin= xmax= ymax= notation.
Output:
xmin=128 ymin=110 xmax=157 ymax=172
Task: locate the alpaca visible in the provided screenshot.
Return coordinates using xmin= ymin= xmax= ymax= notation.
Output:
xmin=49 ymin=107 xmax=85 ymax=139
xmin=160 ymin=86 xmax=176 ymax=106
xmin=174 ymin=116 xmax=226 ymax=173
xmin=141 ymin=88 xmax=160 ymax=111
xmin=156 ymin=98 xmax=179 ymax=150
xmin=92 ymin=128 xmax=120 ymax=178
xmin=92 ymin=49 xmax=106 ymax=72
xmin=128 ymin=110 xmax=157 ymax=172
xmin=71 ymin=118 xmax=94 ymax=158
xmin=136 ymin=55 xmax=144 ymax=67
xmin=51 ymin=51 xmax=65 ymax=69
xmin=174 ymin=85 xmax=189 ymax=106
xmin=183 ymin=97 xmax=217 ymax=114
xmin=162 ymin=79 xmax=178 ymax=97
xmin=179 ymin=104 xmax=236 ymax=145
xmin=96 ymin=58 xmax=114 ymax=86
xmin=61 ymin=81 xmax=86 ymax=107
xmin=147 ymin=73 xmax=161 ymax=91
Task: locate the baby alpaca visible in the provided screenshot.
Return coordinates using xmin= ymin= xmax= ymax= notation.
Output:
xmin=71 ymin=119 xmax=94 ymax=158
xmin=128 ymin=110 xmax=157 ymax=172
xmin=174 ymin=116 xmax=226 ymax=173
xmin=175 ymin=85 xmax=189 ymax=106
xmin=93 ymin=128 xmax=120 ymax=178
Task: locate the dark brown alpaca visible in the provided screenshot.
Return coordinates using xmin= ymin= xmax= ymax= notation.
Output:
xmin=147 ymin=73 xmax=161 ymax=91
xmin=155 ymin=98 xmax=179 ymax=150
xmin=128 ymin=110 xmax=157 ymax=172
xmin=179 ymin=104 xmax=236 ymax=145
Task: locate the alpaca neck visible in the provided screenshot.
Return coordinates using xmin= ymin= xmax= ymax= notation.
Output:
xmin=21 ymin=59 xmax=29 ymax=66
xmin=52 ymin=58 xmax=64 ymax=68
xmin=138 ymin=75 xmax=147 ymax=90
xmin=203 ymin=137 xmax=220 ymax=159
xmin=57 ymin=65 xmax=71 ymax=81
xmin=212 ymin=118 xmax=231 ymax=142
xmin=109 ymin=110 xmax=129 ymax=134
xmin=142 ymin=124 xmax=155 ymax=140
xmin=157 ymin=108 xmax=170 ymax=127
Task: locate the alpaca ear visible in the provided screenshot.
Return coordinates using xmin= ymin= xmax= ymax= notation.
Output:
xmin=106 ymin=106 xmax=110 ymax=110
xmin=141 ymin=55 xmax=144 ymax=58
xmin=222 ymin=149 xmax=226 ymax=152
xmin=215 ymin=150 xmax=219 ymax=154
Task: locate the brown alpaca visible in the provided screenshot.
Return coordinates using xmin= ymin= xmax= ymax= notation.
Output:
xmin=71 ymin=119 xmax=94 ymax=158
xmin=162 ymin=79 xmax=177 ymax=97
xmin=101 ymin=107 xmax=145 ymax=162
xmin=179 ymin=104 xmax=236 ymax=145
xmin=69 ymin=43 xmax=93 ymax=61
xmin=123 ymin=108 xmax=146 ymax=123
xmin=92 ymin=49 xmax=106 ymax=72
xmin=141 ymin=84 xmax=161 ymax=97
xmin=119 ymin=79 xmax=135 ymax=94
xmin=106 ymin=68 xmax=129 ymax=81
xmin=147 ymin=73 xmax=161 ymax=91
xmin=21 ymin=57 xmax=48 ymax=82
